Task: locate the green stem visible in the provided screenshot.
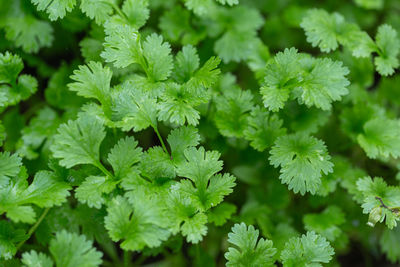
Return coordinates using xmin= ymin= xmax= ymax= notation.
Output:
xmin=16 ymin=208 xmax=50 ymax=251
xmin=95 ymin=161 xmax=114 ymax=179
xmin=123 ymin=250 xmax=132 ymax=267
xmin=110 ymin=2 xmax=129 ymax=22
xmin=153 ymin=125 xmax=169 ymax=155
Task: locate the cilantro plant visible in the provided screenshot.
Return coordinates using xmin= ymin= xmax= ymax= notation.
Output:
xmin=1 ymin=0 xmax=400 ymax=266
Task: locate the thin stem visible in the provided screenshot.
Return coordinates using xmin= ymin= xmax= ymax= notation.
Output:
xmin=123 ymin=250 xmax=132 ymax=267
xmin=153 ymin=125 xmax=169 ymax=155
xmin=16 ymin=208 xmax=50 ymax=250
xmin=110 ymin=2 xmax=129 ymax=22
xmin=95 ymin=161 xmax=114 ymax=179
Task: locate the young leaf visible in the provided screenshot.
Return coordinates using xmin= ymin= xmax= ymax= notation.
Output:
xmin=30 ymin=0 xmax=77 ymax=21
xmin=49 ymin=230 xmax=103 ymax=267
xmin=105 ymin=194 xmax=170 ymax=251
xmin=374 ymin=24 xmax=400 ymax=76
xmin=357 ymin=176 xmax=400 ymax=229
xmin=225 ymin=223 xmax=277 ymax=267
xmin=21 ymin=251 xmax=54 ymax=267
xmin=269 ymin=133 xmax=333 ymax=195
xmin=281 ymin=231 xmax=334 ymax=267
xmin=51 ymin=115 xmax=106 ymax=168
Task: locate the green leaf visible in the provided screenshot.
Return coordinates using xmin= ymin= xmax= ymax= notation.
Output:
xmin=225 ymin=223 xmax=276 ymax=267
xmin=75 ymin=176 xmax=116 ymax=209
xmin=80 ymin=0 xmax=115 ymax=24
xmin=0 ymin=152 xmax=22 ymax=187
xmin=0 ymin=221 xmax=26 ymax=260
xmin=112 ymin=82 xmax=158 ymax=132
xmin=122 ymin=0 xmax=150 ymax=29
xmin=22 ymin=251 xmax=54 ymax=267
xmin=207 ymin=203 xmax=236 ymax=226
xmin=374 ymin=24 xmax=400 ymax=76
xmin=269 ymin=133 xmax=333 ymax=195
xmin=30 ymin=0 xmax=77 ymax=21
xmin=281 ymin=231 xmax=334 ymax=267
xmin=357 ymin=118 xmax=400 ymax=159
xmin=261 ymin=48 xmax=349 ymax=111
xmin=68 ymin=61 xmax=113 ymax=116
xmin=174 ymin=45 xmax=200 ymax=83
xmin=107 ymin=136 xmax=143 ymax=181
xmin=0 ymin=52 xmax=38 ymax=108
xmin=105 ymin=194 xmax=170 ymax=251
xmin=101 ymin=24 xmax=141 ymax=68
xmin=0 ymin=170 xmax=71 ymax=223
xmin=143 ymin=33 xmax=173 ymax=81
xmin=357 ymin=176 xmax=400 ymax=229
xmin=51 ymin=115 xmax=106 ymax=168
xmin=158 ymin=83 xmax=204 ymax=126
xmin=214 ymin=87 xmax=254 ymax=138
xmin=167 ymin=126 xmax=200 ymax=165
xmin=244 ymin=106 xmax=286 ymax=152
xmin=187 ymin=56 xmax=221 ymax=89
xmin=380 ymin=227 xmax=400 ymax=263
xmin=49 ymin=230 xmax=103 ymax=267
xmin=5 ymin=16 xmax=53 ymax=53
xmin=303 ymin=206 xmax=345 ymax=241
xmin=176 ymin=147 xmax=236 ymax=211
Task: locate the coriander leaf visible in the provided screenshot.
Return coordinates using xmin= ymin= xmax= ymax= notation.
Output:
xmin=107 ymin=136 xmax=143 ymax=181
xmin=80 ymin=0 xmax=115 ymax=25
xmin=303 ymin=206 xmax=345 ymax=242
xmin=0 ymin=170 xmax=70 ymax=223
xmin=49 ymin=230 xmax=103 ymax=267
xmin=143 ymin=33 xmax=173 ymax=81
xmin=17 ymin=107 xmax=61 ymax=160
xmin=357 ymin=118 xmax=400 ymax=159
xmin=281 ymin=231 xmax=334 ymax=267
xmin=0 ymin=152 xmax=22 ymax=187
xmin=68 ymin=61 xmax=112 ymax=116
xmin=300 ymin=57 xmax=350 ymax=110
xmin=269 ymin=133 xmax=333 ymax=195
xmin=300 ymin=9 xmax=344 ymax=52
xmin=75 ymin=176 xmax=116 ymax=209
xmin=207 ymin=202 xmax=236 ymax=226
xmin=105 ymin=194 xmax=170 ymax=251
xmin=30 ymin=0 xmax=76 ymax=21
xmin=122 ymin=0 xmax=150 ymax=29
xmin=5 ymin=16 xmax=53 ymax=53
xmin=140 ymin=146 xmax=175 ymax=182
xmin=261 ymin=47 xmax=300 ymax=111
xmin=112 ymin=82 xmax=158 ymax=132
xmin=174 ymin=45 xmax=200 ymax=83
xmin=380 ymin=227 xmax=400 ymax=263
xmin=374 ymin=24 xmax=400 ymax=76
xmin=357 ymin=176 xmax=400 ymax=229
xmin=187 ymin=56 xmax=221 ymax=89
xmin=165 ymin=187 xmax=208 ymax=243
xmin=225 ymin=223 xmax=276 ymax=267
xmin=158 ymin=83 xmax=203 ymax=126
xmin=244 ymin=106 xmax=287 ymax=152
xmin=21 ymin=251 xmax=53 ymax=267
xmin=0 ymin=221 xmax=26 ymax=260
xmin=180 ymin=212 xmax=208 ymax=243
xmin=167 ymin=126 xmax=200 ymax=165
xmin=261 ymin=48 xmax=349 ymax=111
xmin=214 ymin=87 xmax=254 ymax=138
xmin=176 ymin=147 xmax=236 ymax=211
xmin=0 ymin=52 xmax=38 ymax=108
xmin=101 ymin=24 xmax=141 ymax=68
xmin=51 ymin=115 xmax=106 ymax=168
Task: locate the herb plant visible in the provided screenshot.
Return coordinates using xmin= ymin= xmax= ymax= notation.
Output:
xmin=1 ymin=0 xmax=400 ymax=266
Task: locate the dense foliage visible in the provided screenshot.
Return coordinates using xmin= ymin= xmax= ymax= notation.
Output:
xmin=1 ymin=0 xmax=400 ymax=266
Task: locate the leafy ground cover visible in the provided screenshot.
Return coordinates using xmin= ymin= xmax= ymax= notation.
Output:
xmin=1 ymin=0 xmax=400 ymax=266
